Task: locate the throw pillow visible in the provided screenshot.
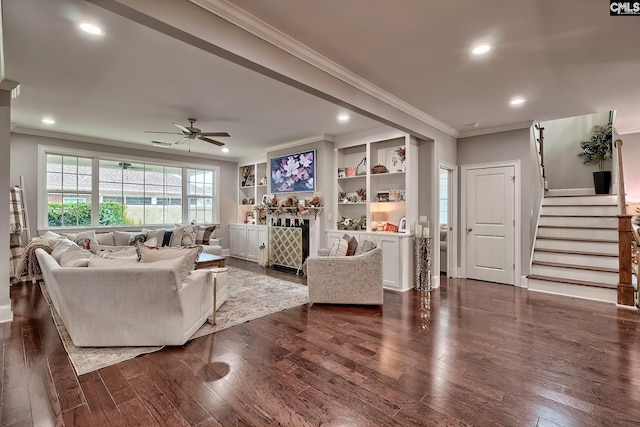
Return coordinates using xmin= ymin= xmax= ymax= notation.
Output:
xmin=328 ymin=239 xmax=349 ymax=257
xmin=143 ymin=237 xmax=158 ymax=248
xmin=354 ymin=239 xmax=377 ymax=256
xmin=142 ymin=228 xmax=165 ymax=245
xmin=113 ymin=231 xmax=133 ymax=246
xmin=169 ymin=226 xmax=185 ymax=247
xmin=59 ymin=245 xmax=92 ymax=267
xmin=62 ymin=230 xmax=96 ymax=241
xmin=180 ymin=225 xmax=198 ymax=246
xmin=95 ymin=232 xmax=116 ymax=246
xmin=51 ymin=240 xmax=76 ymax=263
xmin=136 ymin=242 xmax=202 ymax=280
xmin=129 ymin=233 xmax=147 ymax=246
xmin=73 ymin=235 xmax=99 ymax=253
xmin=162 ymin=230 xmax=173 ymax=247
xmin=342 ymin=234 xmax=358 ymax=256
xmin=196 ymin=225 xmax=217 ymax=245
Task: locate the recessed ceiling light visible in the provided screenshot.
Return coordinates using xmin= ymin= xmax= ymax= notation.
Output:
xmin=79 ymin=21 xmax=104 ymax=35
xmin=471 ymin=43 xmax=491 ymax=56
xmin=221 ymin=147 xmax=230 ymax=153
xmin=42 ymin=117 xmax=56 ymax=125
xmin=509 ymin=96 xmax=526 ymax=106
xmin=337 ymin=113 xmax=350 ymax=122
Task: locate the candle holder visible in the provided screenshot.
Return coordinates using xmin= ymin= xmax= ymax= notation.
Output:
xmin=414 ymin=236 xmax=432 ymax=292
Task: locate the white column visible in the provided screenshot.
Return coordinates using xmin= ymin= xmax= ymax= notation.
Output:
xmin=0 ymin=89 xmax=13 ymax=322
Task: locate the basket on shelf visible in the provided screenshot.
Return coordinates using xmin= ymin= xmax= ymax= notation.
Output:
xmin=371 ymin=164 xmax=388 ymax=174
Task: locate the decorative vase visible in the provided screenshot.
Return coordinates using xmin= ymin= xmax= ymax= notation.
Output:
xmin=593 ymin=171 xmax=611 ymax=194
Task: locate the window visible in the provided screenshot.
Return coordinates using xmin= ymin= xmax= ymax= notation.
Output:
xmin=42 ymin=149 xmax=218 ymax=229
xmin=46 ymin=154 xmax=92 ymax=227
xmin=98 ymin=160 xmax=183 ymax=226
xmin=187 ymin=168 xmax=216 ymax=223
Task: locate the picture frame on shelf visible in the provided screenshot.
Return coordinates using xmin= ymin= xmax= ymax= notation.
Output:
xmin=398 ymin=216 xmax=407 ymax=232
xmin=261 ymin=194 xmax=271 ymax=206
xmin=244 ymin=175 xmax=255 ymax=186
xmin=258 ymin=176 xmax=267 ymax=186
xmin=337 ymin=168 xmax=346 ymax=178
xmin=376 ymin=191 xmax=390 ymax=202
xmin=245 ymin=211 xmax=255 ymax=224
xmin=385 ymin=146 xmax=406 ymax=173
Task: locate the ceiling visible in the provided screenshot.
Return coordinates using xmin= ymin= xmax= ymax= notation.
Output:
xmin=5 ymin=0 xmax=640 ymax=161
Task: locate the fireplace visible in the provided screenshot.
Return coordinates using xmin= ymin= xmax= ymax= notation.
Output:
xmin=269 ymin=218 xmax=310 ymax=272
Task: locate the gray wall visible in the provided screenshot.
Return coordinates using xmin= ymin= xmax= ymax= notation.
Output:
xmin=10 ymin=133 xmax=238 ymax=247
xmin=543 ymin=112 xmax=610 ymax=190
xmin=458 ymin=128 xmax=536 ymax=276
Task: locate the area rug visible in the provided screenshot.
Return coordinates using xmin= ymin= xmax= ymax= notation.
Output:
xmin=40 ymin=266 xmax=309 ymax=375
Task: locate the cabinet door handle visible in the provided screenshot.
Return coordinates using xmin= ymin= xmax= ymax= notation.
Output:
xmin=467 ymin=227 xmax=473 ymax=232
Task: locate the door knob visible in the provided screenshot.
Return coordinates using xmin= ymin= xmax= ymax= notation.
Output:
xmin=467 ymin=227 xmax=473 ymax=232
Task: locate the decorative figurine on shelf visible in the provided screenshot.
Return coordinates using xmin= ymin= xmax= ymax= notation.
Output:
xmin=356 ymin=157 xmax=367 ymax=176
xmin=356 ymin=188 xmax=366 ymax=202
xmin=309 ymin=195 xmax=322 ymax=207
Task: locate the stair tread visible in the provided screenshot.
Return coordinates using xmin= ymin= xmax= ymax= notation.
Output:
xmin=538 ymin=225 xmax=617 ymax=230
xmin=532 ymin=260 xmax=618 ymax=273
xmin=542 ymin=204 xmax=617 ymax=207
xmin=536 ymin=236 xmax=617 ymax=243
xmin=534 ymin=248 xmax=618 ymax=258
xmin=527 ymin=274 xmax=617 ymax=289
xmin=544 ymin=194 xmax=615 ymax=198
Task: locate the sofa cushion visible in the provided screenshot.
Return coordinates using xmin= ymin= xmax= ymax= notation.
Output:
xmin=51 ymin=240 xmax=76 ymax=262
xmin=113 ymin=231 xmax=134 ymax=246
xmin=180 ymin=225 xmax=198 ymax=246
xmin=136 ymin=243 xmax=201 ymax=280
xmin=96 ymin=246 xmax=139 ymax=260
xmin=62 ymin=230 xmax=95 ymax=241
xmin=59 ymin=245 xmax=92 ymax=267
xmin=169 ymin=226 xmax=184 ymax=247
xmin=88 ymin=254 xmax=139 ymax=267
xmin=95 ymin=232 xmax=116 ymax=246
xmin=354 ymin=239 xmax=377 ymax=256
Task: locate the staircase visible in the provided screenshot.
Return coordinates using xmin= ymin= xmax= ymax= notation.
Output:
xmin=528 ymin=194 xmax=618 ymax=303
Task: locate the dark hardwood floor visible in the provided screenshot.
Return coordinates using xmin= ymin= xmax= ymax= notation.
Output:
xmin=3 ymin=260 xmax=640 ymax=426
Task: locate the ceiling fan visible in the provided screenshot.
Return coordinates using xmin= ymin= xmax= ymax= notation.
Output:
xmin=145 ymin=118 xmax=230 ymax=147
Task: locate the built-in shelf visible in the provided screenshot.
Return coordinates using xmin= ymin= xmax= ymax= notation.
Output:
xmin=338 ymin=175 xmax=366 ymax=180
xmin=371 ymin=171 xmax=406 ymax=178
xmin=263 ymin=206 xmax=324 ymax=219
xmin=338 ymin=202 xmax=366 ymax=205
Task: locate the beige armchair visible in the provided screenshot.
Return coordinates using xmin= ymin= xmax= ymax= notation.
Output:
xmin=306 ymin=248 xmax=383 ymax=305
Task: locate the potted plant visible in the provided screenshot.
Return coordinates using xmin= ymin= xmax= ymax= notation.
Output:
xmin=578 ymin=122 xmax=613 ymax=194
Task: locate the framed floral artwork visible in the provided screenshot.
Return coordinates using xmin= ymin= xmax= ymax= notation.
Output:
xmin=270 ymin=149 xmax=316 ymax=193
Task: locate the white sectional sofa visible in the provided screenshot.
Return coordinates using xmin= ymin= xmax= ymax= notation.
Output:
xmin=35 ymin=245 xmax=228 ymax=347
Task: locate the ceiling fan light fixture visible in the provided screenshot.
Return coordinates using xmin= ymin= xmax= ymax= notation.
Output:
xmin=79 ymin=21 xmax=104 ymax=36
xmin=471 ymin=43 xmax=491 ymax=56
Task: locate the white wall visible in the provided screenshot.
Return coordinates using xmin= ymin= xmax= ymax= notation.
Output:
xmin=458 ymin=128 xmax=535 ymax=275
xmin=620 ymin=132 xmax=640 ymax=205
xmin=1 ymin=91 xmax=12 ymax=322
xmin=542 ymin=112 xmax=610 ymax=190
xmin=10 ymin=133 xmax=238 ymax=247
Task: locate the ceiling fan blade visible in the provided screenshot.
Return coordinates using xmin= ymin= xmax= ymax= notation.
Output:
xmin=174 ymin=137 xmax=189 ymax=145
xmin=145 ymin=131 xmax=182 ymax=134
xmin=186 ymin=126 xmax=201 ymax=133
xmin=198 ymin=136 xmax=225 ymax=147
xmin=151 ymin=141 xmax=172 ymax=147
xmin=200 ymin=132 xmax=230 ymax=137
xmin=172 ymin=123 xmax=191 ymax=134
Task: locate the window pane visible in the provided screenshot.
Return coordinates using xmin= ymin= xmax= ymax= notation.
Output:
xmin=47 ymin=154 xmax=62 ymax=172
xmin=46 ymin=155 xmax=92 ymax=227
xmin=62 ymin=173 xmax=78 ymax=191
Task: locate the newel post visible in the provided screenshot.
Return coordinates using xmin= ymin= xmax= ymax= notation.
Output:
xmin=617 ymin=215 xmax=635 ymax=306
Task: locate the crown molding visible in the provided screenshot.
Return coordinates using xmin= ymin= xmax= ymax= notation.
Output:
xmin=615 ymin=125 xmax=640 ymax=135
xmin=267 ymin=134 xmax=335 ymax=155
xmin=458 ymin=121 xmax=535 ymax=139
xmin=190 ymin=0 xmax=459 ymax=138
xmin=334 ymin=126 xmax=407 ymax=148
xmin=11 ymin=127 xmax=235 ymax=163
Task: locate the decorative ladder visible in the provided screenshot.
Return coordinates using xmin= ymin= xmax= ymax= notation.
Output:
xmin=528 ymin=194 xmax=619 ymax=303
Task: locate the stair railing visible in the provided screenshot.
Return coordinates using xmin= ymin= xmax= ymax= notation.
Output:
xmin=534 ymin=122 xmax=546 ymax=184
xmin=615 ymin=138 xmax=635 ymax=306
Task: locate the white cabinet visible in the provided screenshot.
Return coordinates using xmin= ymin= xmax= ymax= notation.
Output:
xmin=324 ymin=230 xmax=413 ymax=291
xmin=229 ymin=224 xmax=267 ymax=262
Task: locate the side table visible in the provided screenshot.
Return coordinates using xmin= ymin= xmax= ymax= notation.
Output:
xmin=207 ymin=267 xmax=228 ymax=325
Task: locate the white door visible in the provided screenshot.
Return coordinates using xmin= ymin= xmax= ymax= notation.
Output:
xmin=465 ymin=166 xmax=515 ymax=285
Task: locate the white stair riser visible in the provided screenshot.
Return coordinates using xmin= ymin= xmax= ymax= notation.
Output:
xmin=531 ymin=265 xmax=618 ymax=285
xmin=533 ymin=251 xmax=618 ymax=269
xmin=537 ymin=227 xmax=618 ymax=240
xmin=528 ymin=279 xmax=617 ymax=304
xmin=543 ymin=196 xmax=617 ymax=206
xmin=541 ymin=206 xmax=618 ymax=216
xmin=539 ymin=216 xmax=618 ymax=227
xmin=535 ymin=239 xmax=618 ymax=254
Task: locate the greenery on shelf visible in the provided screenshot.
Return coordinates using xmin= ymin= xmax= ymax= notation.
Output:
xmin=577 ymin=122 xmax=613 ymax=171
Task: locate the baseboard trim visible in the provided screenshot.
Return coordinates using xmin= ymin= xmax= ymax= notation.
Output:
xmin=0 ymin=304 xmax=13 ymax=323
xmin=519 ymin=275 xmax=529 ymax=288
